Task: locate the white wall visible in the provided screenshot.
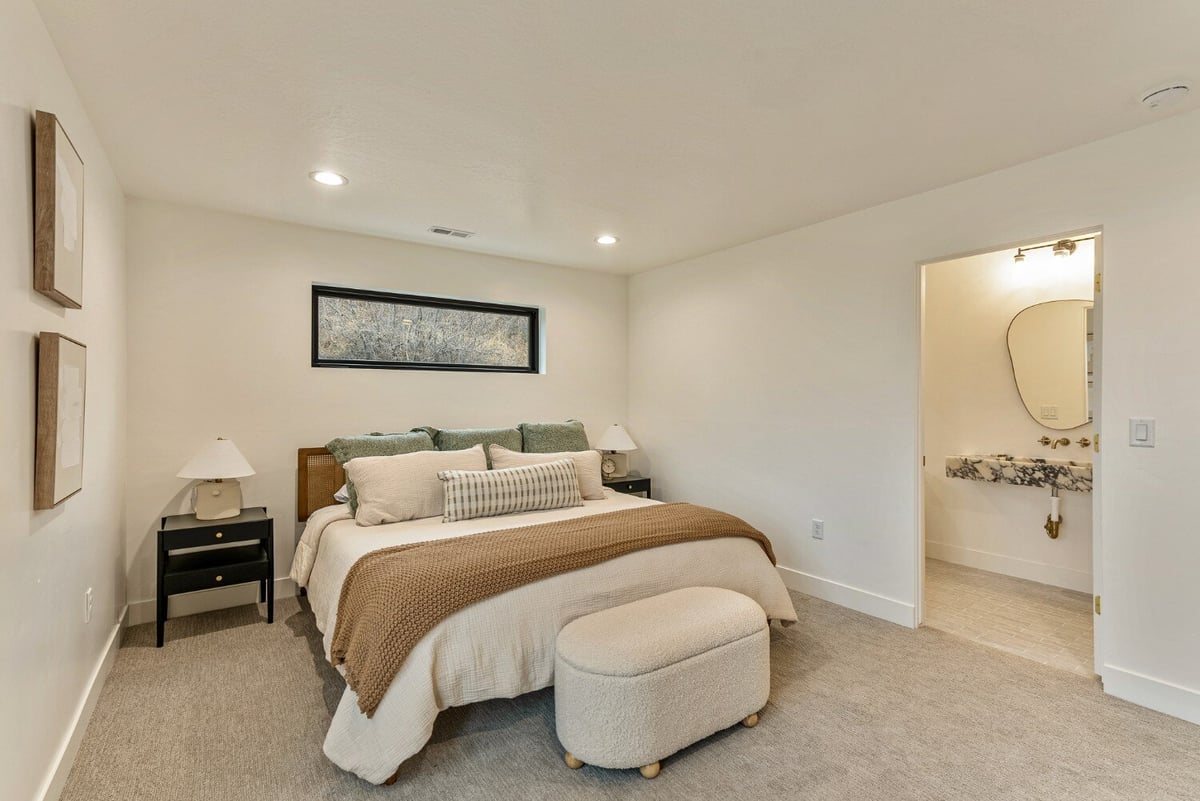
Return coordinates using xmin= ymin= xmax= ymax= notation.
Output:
xmin=630 ymin=107 xmax=1200 ymax=724
xmin=923 ymin=244 xmax=1094 ymax=591
xmin=124 ymin=199 xmax=629 ymax=622
xmin=0 ymin=1 xmax=128 ymax=799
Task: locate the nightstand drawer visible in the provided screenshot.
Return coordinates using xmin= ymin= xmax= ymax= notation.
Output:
xmin=605 ymin=476 xmax=651 ymax=495
xmin=163 ymin=544 xmax=270 ymax=594
xmin=162 ymin=519 xmax=269 ymax=550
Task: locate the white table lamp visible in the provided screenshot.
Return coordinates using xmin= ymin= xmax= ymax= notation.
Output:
xmin=595 ymin=424 xmax=638 ymax=479
xmin=177 ymin=437 xmax=255 ymax=520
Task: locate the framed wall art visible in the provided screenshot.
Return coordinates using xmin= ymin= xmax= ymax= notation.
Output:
xmin=311 ymin=283 xmax=540 ymax=373
xmin=35 ymin=333 xmax=87 ymax=509
xmin=34 ymin=110 xmax=85 ymax=309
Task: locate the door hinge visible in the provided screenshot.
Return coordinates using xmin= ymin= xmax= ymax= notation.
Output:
xmin=1093 ymin=433 xmax=1100 ymax=453
xmin=1095 ymin=273 xmax=1103 ymax=293
xmin=922 ymin=455 xmax=926 ymax=467
xmin=1094 ymin=595 xmax=1101 ymax=615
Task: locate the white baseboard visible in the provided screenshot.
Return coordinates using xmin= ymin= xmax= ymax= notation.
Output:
xmin=777 ymin=565 xmax=916 ymax=628
xmin=37 ymin=605 xmax=127 ymax=801
xmin=127 ymin=576 xmax=298 ymax=626
xmin=926 ymin=540 xmax=1092 ymax=593
xmin=1102 ymin=664 xmax=1200 ymax=726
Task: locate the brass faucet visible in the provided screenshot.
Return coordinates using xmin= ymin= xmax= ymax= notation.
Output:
xmin=1038 ymin=436 xmax=1072 ymax=448
xmin=1076 ymin=437 xmax=1091 ymax=448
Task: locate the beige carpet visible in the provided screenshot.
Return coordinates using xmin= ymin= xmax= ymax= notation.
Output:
xmin=61 ymin=592 xmax=1200 ymax=800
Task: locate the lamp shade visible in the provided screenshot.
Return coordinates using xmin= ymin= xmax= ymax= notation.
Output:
xmin=595 ymin=424 xmax=637 ymax=452
xmin=177 ymin=438 xmax=255 ymax=479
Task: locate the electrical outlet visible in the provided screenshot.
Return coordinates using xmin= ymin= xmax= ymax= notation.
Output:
xmin=84 ymin=587 xmax=94 ymax=624
xmin=811 ymin=519 xmax=824 ymax=540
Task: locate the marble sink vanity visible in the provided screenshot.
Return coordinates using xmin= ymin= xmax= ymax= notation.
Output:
xmin=945 ymin=454 xmax=1093 ymax=493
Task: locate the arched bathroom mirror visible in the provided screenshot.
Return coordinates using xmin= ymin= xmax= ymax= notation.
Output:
xmin=1007 ymin=299 xmax=1093 ymax=430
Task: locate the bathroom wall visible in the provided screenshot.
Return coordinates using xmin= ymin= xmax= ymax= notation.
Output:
xmin=923 ymin=241 xmax=1094 ymax=591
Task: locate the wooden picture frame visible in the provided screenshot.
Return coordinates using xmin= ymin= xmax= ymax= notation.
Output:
xmin=34 ymin=110 xmax=85 ymax=309
xmin=35 ymin=333 xmax=87 ymax=509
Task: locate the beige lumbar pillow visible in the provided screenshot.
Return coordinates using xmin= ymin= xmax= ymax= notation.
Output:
xmin=439 ymin=459 xmax=584 ymax=523
xmin=487 ymin=445 xmax=605 ymax=500
xmin=345 ymin=444 xmax=487 ymax=526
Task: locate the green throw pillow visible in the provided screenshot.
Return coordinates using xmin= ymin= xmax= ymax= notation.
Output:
xmin=326 ymin=431 xmax=435 ymax=512
xmin=415 ymin=426 xmax=523 ymax=467
xmin=518 ymin=420 xmax=590 ymax=453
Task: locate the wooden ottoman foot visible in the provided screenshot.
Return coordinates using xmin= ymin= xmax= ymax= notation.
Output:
xmin=639 ymin=762 xmax=661 ymax=779
xmin=742 ymin=712 xmax=760 ymax=728
xmin=564 ymin=752 xmax=584 ymax=770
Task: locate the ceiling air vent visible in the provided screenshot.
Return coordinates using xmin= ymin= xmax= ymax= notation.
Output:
xmin=428 ymin=226 xmax=475 ymax=239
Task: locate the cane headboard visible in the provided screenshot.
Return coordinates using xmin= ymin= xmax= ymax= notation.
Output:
xmin=297 ymin=447 xmax=345 ymax=521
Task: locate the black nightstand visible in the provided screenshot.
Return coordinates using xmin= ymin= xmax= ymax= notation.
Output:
xmin=157 ymin=506 xmax=274 ymax=647
xmin=603 ymin=473 xmax=651 ymax=498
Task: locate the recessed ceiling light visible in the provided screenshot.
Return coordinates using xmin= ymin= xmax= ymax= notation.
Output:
xmin=309 ymin=170 xmax=348 ymax=187
xmin=595 ymin=234 xmax=619 ymax=245
xmin=1141 ymin=84 xmax=1190 ymax=109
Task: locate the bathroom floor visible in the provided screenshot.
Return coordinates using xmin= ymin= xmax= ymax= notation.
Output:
xmin=924 ymin=558 xmax=1094 ymax=677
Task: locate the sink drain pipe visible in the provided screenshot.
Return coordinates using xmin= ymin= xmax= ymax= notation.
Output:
xmin=1044 ymin=486 xmax=1062 ymax=539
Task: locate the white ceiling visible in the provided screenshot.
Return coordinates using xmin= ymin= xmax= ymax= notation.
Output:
xmin=33 ymin=1 xmax=1200 ymax=274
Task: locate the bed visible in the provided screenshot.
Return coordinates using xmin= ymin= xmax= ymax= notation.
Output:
xmin=290 ymin=447 xmax=798 ymax=784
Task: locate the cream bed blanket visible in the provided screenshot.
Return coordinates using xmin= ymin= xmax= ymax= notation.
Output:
xmin=292 ymin=489 xmax=798 ymax=784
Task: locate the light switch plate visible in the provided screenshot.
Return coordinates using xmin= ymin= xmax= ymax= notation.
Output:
xmin=1129 ymin=417 xmax=1156 ymax=448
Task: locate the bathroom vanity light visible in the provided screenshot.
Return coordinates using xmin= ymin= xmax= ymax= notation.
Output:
xmin=1052 ymin=239 xmax=1077 ymax=258
xmin=1012 ymin=236 xmax=1091 ymax=263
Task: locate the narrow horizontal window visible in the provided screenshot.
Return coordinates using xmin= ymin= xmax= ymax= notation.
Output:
xmin=312 ymin=285 xmax=539 ymax=373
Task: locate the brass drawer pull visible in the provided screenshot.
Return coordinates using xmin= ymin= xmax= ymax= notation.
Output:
xmin=215 ymin=575 xmax=223 ymax=582
xmin=215 ymin=532 xmax=223 ymax=539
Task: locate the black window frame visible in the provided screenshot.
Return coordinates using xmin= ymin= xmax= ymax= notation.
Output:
xmin=311 ymin=284 xmax=540 ymax=373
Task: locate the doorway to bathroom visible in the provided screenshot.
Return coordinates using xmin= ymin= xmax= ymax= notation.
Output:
xmin=917 ymin=230 xmax=1101 ymax=679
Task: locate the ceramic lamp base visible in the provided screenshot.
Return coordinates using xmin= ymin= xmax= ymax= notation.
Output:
xmin=194 ymin=479 xmax=243 ymax=520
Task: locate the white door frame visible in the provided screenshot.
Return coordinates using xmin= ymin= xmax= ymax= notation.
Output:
xmin=1090 ymin=232 xmax=1104 ymax=676
xmin=914 ymin=228 xmax=1104 ymax=677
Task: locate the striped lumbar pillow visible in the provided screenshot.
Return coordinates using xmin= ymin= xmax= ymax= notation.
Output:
xmin=438 ymin=459 xmax=584 ymax=523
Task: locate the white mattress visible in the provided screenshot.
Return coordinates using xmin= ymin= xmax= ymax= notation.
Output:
xmin=291 ymin=489 xmax=798 ymax=784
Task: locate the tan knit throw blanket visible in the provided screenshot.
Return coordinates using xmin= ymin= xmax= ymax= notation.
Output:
xmin=329 ymin=502 xmax=776 ymax=717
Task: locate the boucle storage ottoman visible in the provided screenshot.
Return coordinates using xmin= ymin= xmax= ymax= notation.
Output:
xmin=555 ymin=586 xmax=769 ymax=779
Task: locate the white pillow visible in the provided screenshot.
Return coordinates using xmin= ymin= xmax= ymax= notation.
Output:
xmin=439 ymin=459 xmax=583 ymax=523
xmin=487 ymin=445 xmax=605 ymax=500
xmin=334 ymin=484 xmax=350 ymax=504
xmin=344 ymin=444 xmax=487 ymax=526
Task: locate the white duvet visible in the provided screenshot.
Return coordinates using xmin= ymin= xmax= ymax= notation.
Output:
xmin=290 ymin=490 xmax=798 ymax=784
